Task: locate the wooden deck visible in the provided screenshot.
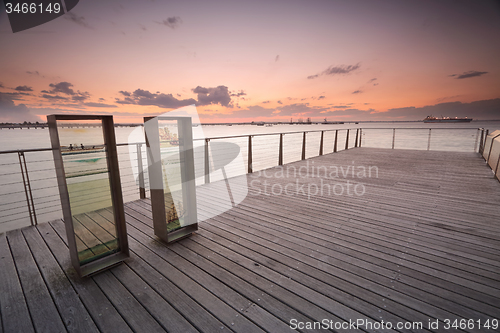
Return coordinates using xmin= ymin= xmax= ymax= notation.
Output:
xmin=1 ymin=148 xmax=500 ymax=333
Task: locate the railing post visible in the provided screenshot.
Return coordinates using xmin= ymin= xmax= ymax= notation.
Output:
xmin=136 ymin=143 xmax=146 ymax=199
xmin=301 ymin=132 xmax=306 ymax=160
xmin=495 ymin=153 xmax=500 ymax=181
xmin=479 ymin=128 xmax=485 ymax=154
xmin=248 ymin=135 xmax=253 ymax=173
xmin=392 ymin=128 xmax=396 ymax=149
xmin=278 ymin=133 xmax=283 ymax=166
xmin=474 ymin=128 xmax=480 ymax=153
xmin=204 ymin=138 xmax=210 ymax=184
xmin=354 ymin=129 xmax=359 ymax=148
xmin=18 ymin=151 xmax=37 ymax=226
xmin=333 ymin=130 xmax=338 ymax=153
xmin=483 ymin=129 xmax=489 ymax=160
xmin=319 ymin=131 xmax=324 ymax=156
xmin=345 ymin=129 xmax=350 ymax=150
xmin=359 ymin=129 xmax=362 ymax=147
xmin=427 ymin=129 xmax=432 ymax=151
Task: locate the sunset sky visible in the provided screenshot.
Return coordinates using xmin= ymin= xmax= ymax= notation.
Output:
xmin=1 ymin=0 xmax=499 ymax=123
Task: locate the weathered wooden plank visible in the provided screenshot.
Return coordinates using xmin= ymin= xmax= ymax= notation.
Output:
xmin=21 ymin=226 xmax=99 ymax=333
xmin=124 ymin=251 xmax=230 ymax=333
xmin=115 ymin=206 xmax=245 ymax=332
xmin=74 ymin=213 xmax=116 ymax=247
xmin=197 ymin=187 xmax=500 ymax=280
xmin=196 ymin=181 xmax=500 ymax=309
xmin=197 ymin=224 xmax=475 ymax=333
xmin=197 ymin=182 xmax=500 ymax=263
xmin=91 ymin=270 xmax=167 ymax=333
xmin=72 ymin=215 xmax=110 ymax=258
xmin=6 ymin=229 xmax=67 ymax=333
xmin=197 ymin=176 xmax=500 ymax=276
xmin=217 ymin=170 xmax=500 ymax=245
xmin=109 ymin=262 xmax=199 ymax=333
xmin=49 ymin=220 xmax=167 ymax=333
xmin=203 ymin=200 xmax=500 ymax=317
xmin=178 ymin=238 xmax=336 ymax=333
xmin=207 ymin=189 xmax=500 ymax=272
xmin=200 ymin=206 xmax=497 ymax=323
xmin=42 ymin=220 xmax=134 ymax=333
xmin=123 ymin=204 xmax=358 ymax=332
xmin=122 ymin=210 xmax=306 ymax=333
xmin=122 ymin=221 xmax=268 ymax=333
xmin=0 ymin=232 xmax=34 ymax=333
xmin=131 ymin=200 xmax=431 ymax=332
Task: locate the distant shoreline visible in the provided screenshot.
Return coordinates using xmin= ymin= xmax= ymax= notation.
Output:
xmin=1 ymin=119 xmax=499 ymax=129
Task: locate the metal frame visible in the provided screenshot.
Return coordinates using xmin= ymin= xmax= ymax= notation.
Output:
xmin=144 ymin=116 xmax=198 ymax=243
xmin=47 ymin=114 xmax=129 ymax=277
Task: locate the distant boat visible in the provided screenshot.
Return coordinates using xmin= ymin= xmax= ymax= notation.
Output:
xmin=423 ymin=115 xmax=472 ymax=123
xmin=265 ymin=124 xmax=273 ymax=127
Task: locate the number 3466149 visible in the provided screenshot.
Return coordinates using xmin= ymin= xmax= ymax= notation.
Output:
xmin=5 ymin=3 xmax=62 ymax=14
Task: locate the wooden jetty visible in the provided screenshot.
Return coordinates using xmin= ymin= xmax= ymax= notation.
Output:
xmin=1 ymin=148 xmax=499 ymax=332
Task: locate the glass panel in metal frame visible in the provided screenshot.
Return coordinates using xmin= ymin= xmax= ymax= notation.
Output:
xmin=145 ymin=116 xmax=197 ymax=243
xmin=48 ymin=115 xmax=129 ymax=277
xmin=56 ymin=119 xmax=119 ymax=265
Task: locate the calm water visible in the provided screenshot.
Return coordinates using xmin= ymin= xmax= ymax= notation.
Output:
xmin=1 ymin=120 xmax=498 ymax=233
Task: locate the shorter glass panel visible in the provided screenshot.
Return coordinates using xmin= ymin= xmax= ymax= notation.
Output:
xmin=158 ymin=119 xmax=189 ymax=232
xmin=57 ymin=119 xmax=119 ymax=265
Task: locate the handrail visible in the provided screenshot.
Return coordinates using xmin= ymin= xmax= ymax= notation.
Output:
xmin=0 ymin=127 xmax=483 ymax=155
xmin=0 ymin=126 xmax=488 ymax=233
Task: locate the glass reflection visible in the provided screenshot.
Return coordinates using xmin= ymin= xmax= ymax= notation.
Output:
xmin=158 ymin=120 xmax=190 ymax=232
xmin=57 ymin=120 xmax=119 ymax=264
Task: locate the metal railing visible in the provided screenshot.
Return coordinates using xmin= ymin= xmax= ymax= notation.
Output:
xmin=0 ymin=127 xmax=485 ymax=233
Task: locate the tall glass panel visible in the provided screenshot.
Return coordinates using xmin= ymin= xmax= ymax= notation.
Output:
xmin=57 ymin=119 xmax=119 ymax=265
xmin=158 ymin=119 xmax=187 ymax=232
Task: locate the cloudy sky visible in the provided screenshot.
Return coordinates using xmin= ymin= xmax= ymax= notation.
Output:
xmin=1 ymin=0 xmax=499 ymax=123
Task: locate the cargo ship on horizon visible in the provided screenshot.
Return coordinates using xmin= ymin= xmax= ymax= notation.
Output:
xmin=423 ymin=115 xmax=472 ymax=123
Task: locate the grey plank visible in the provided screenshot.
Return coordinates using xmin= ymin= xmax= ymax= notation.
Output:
xmin=125 ymin=207 xmax=358 ymax=330
xmin=92 ymin=269 xmax=167 ymax=333
xmin=197 ymin=172 xmax=500 ymax=287
xmin=178 ymin=238 xmax=335 ymax=333
xmin=124 ymin=251 xmax=229 ymax=333
xmin=0 ymin=232 xmax=35 ymax=333
xmin=197 ymin=183 xmax=500 ymax=270
xmin=42 ymin=220 xmax=134 ymax=333
xmin=74 ymin=213 xmax=116 ymax=247
xmin=6 ymin=228 xmax=67 ymax=333
xmin=109 ymin=262 xmax=199 ymax=333
xmin=49 ymin=220 xmax=166 ymax=333
xmin=21 ymin=226 xmax=99 ymax=333
xmin=122 ymin=210 xmax=300 ymax=333
xmin=122 ymin=222 xmax=267 ymax=333
xmin=196 ymin=225 xmax=463 ymax=333
xmin=201 ymin=208 xmax=496 ymax=324
xmin=197 ymin=187 xmax=500 ymax=287
xmin=203 ymin=199 xmax=500 ymax=318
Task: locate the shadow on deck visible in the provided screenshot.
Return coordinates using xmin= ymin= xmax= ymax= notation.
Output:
xmin=1 ymin=148 xmax=500 ymax=333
